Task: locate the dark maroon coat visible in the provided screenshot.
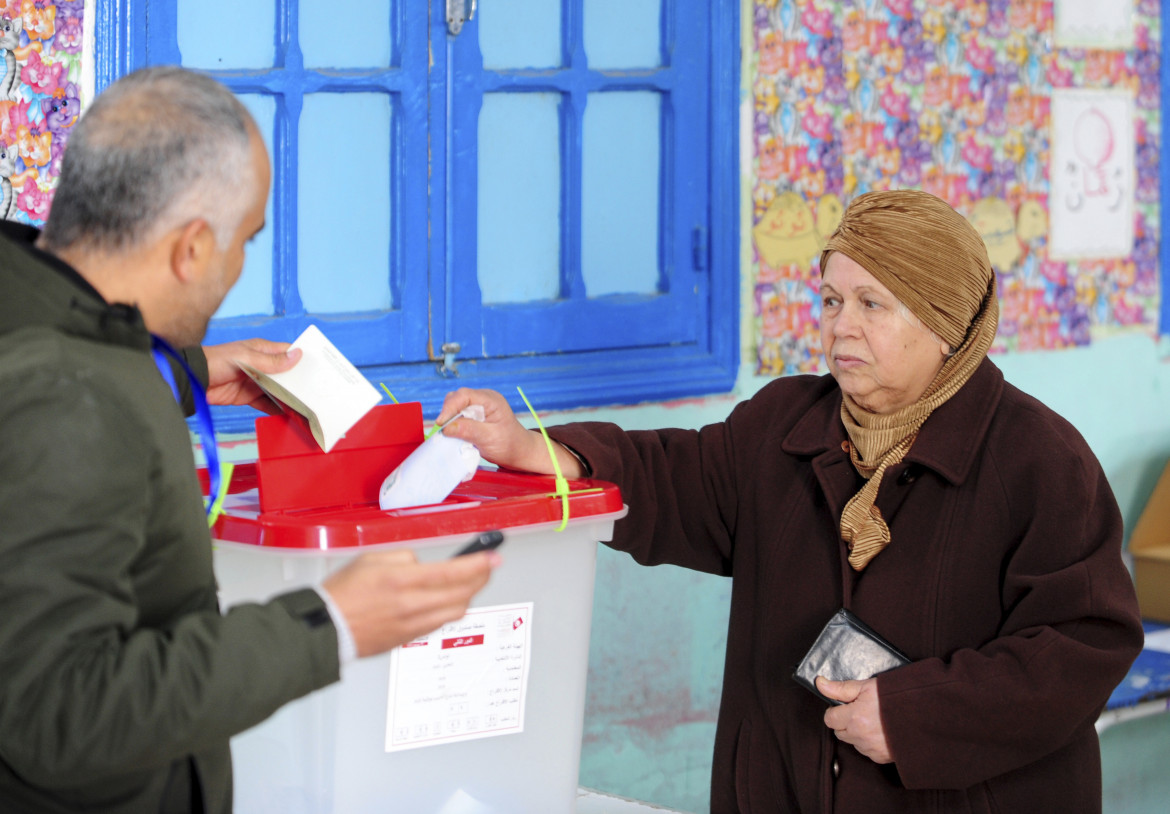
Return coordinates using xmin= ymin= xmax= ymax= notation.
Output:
xmin=550 ymin=359 xmax=1142 ymax=813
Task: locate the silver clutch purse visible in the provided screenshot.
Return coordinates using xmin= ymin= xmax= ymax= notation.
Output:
xmin=793 ymin=608 xmax=910 ymax=705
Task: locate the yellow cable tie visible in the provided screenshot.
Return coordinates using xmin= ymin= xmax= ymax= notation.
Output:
xmin=207 ymin=461 xmax=235 ymax=529
xmin=547 ymin=487 xmax=604 ymax=499
xmin=379 ymin=383 xmax=399 ymax=403
xmin=516 ymin=386 xmax=570 ymax=531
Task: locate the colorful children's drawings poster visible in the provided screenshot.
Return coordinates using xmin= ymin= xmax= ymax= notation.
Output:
xmin=0 ymin=1 xmax=85 ymax=228
xmin=1049 ymin=89 xmax=1136 ymax=260
xmin=751 ymin=0 xmax=1161 ymax=375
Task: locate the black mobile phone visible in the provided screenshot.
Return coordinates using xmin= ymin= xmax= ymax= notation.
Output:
xmin=452 ymin=530 xmax=504 ymax=557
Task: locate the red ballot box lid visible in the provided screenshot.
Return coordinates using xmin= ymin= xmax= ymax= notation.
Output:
xmin=198 ymin=403 xmax=624 ymax=550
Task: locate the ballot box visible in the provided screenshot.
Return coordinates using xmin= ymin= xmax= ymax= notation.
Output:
xmin=204 ymin=404 xmax=626 ymax=814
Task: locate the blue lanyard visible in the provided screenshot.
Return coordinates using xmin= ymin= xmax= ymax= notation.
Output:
xmin=150 ymin=335 xmax=220 ymax=517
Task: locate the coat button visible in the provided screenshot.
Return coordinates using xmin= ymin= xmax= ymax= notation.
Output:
xmin=897 ymin=467 xmax=917 ymax=485
xmin=832 ymin=758 xmax=840 ymax=779
xmin=841 ymin=440 xmax=851 ymax=452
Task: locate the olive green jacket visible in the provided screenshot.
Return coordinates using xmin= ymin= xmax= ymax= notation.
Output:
xmin=0 ymin=222 xmax=341 ymax=813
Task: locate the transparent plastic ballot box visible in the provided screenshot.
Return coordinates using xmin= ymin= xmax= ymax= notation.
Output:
xmin=201 ymin=404 xmax=627 ymax=814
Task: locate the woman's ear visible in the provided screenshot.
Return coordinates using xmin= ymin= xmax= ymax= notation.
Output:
xmin=169 ymin=218 xmax=216 ymax=284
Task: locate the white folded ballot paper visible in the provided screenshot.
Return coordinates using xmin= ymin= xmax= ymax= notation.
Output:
xmin=379 ymin=406 xmax=485 ymax=510
xmin=237 ymin=324 xmax=381 ymax=452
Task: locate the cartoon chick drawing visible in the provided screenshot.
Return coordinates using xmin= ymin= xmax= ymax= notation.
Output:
xmin=815 ymin=193 xmax=844 ymax=239
xmin=753 ymin=190 xmax=823 ymax=268
xmin=1015 ymin=198 xmax=1048 ymax=244
xmin=969 ymin=196 xmax=1021 ymax=271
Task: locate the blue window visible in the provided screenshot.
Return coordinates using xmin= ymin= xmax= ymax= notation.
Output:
xmin=96 ymin=0 xmax=739 ymax=432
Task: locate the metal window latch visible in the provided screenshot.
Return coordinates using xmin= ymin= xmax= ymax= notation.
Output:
xmin=446 ymin=0 xmax=477 ymax=36
xmin=438 ymin=342 xmax=461 ymax=376
xmin=692 ymin=226 xmax=709 ymax=271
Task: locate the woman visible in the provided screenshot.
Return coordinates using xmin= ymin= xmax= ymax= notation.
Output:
xmin=438 ymin=190 xmax=1142 ymax=813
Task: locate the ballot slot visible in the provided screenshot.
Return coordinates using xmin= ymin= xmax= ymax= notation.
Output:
xmin=254 ymin=402 xmax=424 ymax=513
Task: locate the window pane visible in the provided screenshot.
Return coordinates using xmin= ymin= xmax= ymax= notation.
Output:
xmin=178 ymin=0 xmax=275 ymax=70
xmin=479 ymin=0 xmax=561 ymax=70
xmin=477 ymin=93 xmax=562 ymax=304
xmin=584 ymin=0 xmax=661 ymax=69
xmin=582 ymin=92 xmax=660 ymax=297
xmin=215 ymin=94 xmax=277 ymax=318
xmin=298 ymin=93 xmax=393 ymax=313
xmin=300 ymin=0 xmax=393 ymax=68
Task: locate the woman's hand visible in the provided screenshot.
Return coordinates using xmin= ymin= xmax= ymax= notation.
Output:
xmin=203 ymin=339 xmax=301 ymax=413
xmin=817 ymin=676 xmax=893 ymax=764
xmin=437 ymin=387 xmax=583 ymax=478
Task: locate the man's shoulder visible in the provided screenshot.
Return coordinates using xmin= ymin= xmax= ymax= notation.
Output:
xmin=1 ymin=325 xmax=113 ymax=371
xmin=0 ymin=326 xmax=74 ymax=375
xmin=0 ymin=328 xmax=158 ymax=414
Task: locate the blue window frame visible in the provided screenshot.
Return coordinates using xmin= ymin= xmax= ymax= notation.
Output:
xmin=94 ymin=0 xmax=739 ymax=433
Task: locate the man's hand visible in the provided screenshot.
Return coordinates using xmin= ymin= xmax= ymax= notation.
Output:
xmin=322 ymin=549 xmax=499 ymax=658
xmin=203 ymin=339 xmax=301 ymax=413
xmin=818 ymin=676 xmax=894 ymax=764
xmin=438 ymin=387 xmax=583 ymax=478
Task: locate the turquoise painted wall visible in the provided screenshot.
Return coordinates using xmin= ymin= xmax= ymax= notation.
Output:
xmin=563 ymin=334 xmax=1170 ymax=813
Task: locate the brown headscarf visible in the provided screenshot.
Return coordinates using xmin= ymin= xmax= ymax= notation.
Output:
xmin=819 ymin=190 xmax=999 ymax=570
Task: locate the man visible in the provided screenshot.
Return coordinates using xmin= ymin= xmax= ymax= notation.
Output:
xmin=0 ymin=66 xmax=497 ymax=813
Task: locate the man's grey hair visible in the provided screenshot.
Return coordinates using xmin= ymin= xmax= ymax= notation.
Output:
xmin=40 ymin=66 xmax=259 ymax=254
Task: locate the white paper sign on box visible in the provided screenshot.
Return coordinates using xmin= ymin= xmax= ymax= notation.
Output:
xmin=386 ymin=603 xmax=534 ymax=752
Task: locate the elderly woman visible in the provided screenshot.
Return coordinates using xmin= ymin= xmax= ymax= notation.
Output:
xmin=438 ymin=190 xmax=1142 ymax=813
